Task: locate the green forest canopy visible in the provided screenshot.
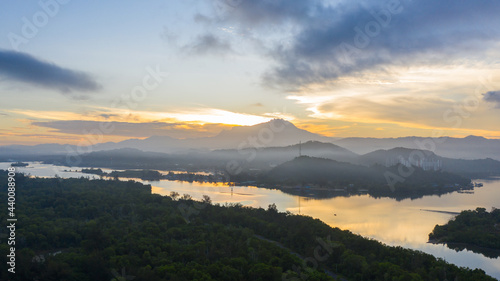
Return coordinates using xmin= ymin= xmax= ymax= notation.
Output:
xmin=0 ymin=171 xmax=495 ymax=281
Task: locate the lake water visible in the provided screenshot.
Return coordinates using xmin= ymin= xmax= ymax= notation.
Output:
xmin=2 ymin=162 xmax=499 ymax=279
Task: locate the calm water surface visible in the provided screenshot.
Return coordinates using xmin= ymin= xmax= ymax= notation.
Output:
xmin=2 ymin=162 xmax=499 ymax=279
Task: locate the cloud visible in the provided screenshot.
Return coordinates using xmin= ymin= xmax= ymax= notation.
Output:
xmin=0 ymin=132 xmax=80 ymax=141
xmin=219 ymin=0 xmax=319 ymax=26
xmin=483 ymin=91 xmax=500 ymax=108
xmin=302 ymin=93 xmax=499 ymax=133
xmin=31 ymin=120 xmax=231 ymax=139
xmin=183 ymin=34 xmax=233 ymax=56
xmin=199 ymin=0 xmax=500 ymax=90
xmin=99 ymin=114 xmax=118 ymax=119
xmin=314 ymin=95 xmax=460 ymax=128
xmin=160 ymin=26 xmax=179 ymax=47
xmin=9 ymin=107 xmax=272 ymax=126
xmin=194 ymin=13 xmax=213 ymax=24
xmin=0 ymin=50 xmax=101 ymax=97
xmin=268 ymin=0 xmax=500 ymax=89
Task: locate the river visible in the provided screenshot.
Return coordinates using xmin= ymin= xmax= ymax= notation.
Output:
xmin=2 ymin=162 xmax=499 ymax=279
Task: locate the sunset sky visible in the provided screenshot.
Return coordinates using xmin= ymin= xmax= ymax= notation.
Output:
xmin=1 ymin=0 xmax=500 ymax=145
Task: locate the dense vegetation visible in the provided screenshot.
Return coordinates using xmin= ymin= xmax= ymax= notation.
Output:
xmin=0 ymin=171 xmax=494 ymax=280
xmin=82 ymin=168 xmax=226 ymax=183
xmin=82 ymin=168 xmax=163 ymax=181
xmin=429 ymin=208 xmax=500 ymax=258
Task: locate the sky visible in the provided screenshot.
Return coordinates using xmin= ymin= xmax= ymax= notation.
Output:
xmin=1 ymin=0 xmax=500 ymax=145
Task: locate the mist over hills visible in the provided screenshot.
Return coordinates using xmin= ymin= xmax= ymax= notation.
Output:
xmin=35 ymin=143 xmax=500 ymax=180
xmin=0 ymin=119 xmax=333 ymax=157
xmin=265 ymin=156 xmax=470 ymax=186
xmin=212 ymin=141 xmax=358 ymax=167
xmin=358 ymin=147 xmax=500 ymax=178
xmin=38 ymin=141 xmax=357 ymax=172
xmin=92 ymin=119 xmax=334 ymax=153
xmin=260 ymin=156 xmax=472 ymax=200
xmin=1 ymin=120 xmax=499 ymax=166
xmin=334 ymin=135 xmax=500 ymax=161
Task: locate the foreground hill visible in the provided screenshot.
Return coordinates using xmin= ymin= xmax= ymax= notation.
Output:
xmin=260 ymin=156 xmax=471 ymax=199
xmin=429 ymin=208 xmax=500 ymax=258
xmin=0 ymin=171 xmax=494 ymax=280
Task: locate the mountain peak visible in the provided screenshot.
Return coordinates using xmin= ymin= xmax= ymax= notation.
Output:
xmin=464 ymin=135 xmax=486 ymax=140
xmin=257 ymin=118 xmax=296 ymax=128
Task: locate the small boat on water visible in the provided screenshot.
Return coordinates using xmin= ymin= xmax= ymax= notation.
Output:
xmin=10 ymin=162 xmax=29 ymax=167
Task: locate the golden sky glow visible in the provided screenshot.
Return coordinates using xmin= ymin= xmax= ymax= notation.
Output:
xmin=1 ymin=1 xmax=500 ymax=145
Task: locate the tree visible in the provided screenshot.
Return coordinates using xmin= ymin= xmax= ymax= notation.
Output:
xmin=202 ymin=195 xmax=212 ymax=205
xmin=170 ymin=191 xmax=179 ymax=200
xmin=268 ymin=203 xmax=278 ymax=213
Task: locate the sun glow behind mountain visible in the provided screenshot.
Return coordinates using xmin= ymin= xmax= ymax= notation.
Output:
xmin=1 ymin=1 xmax=500 ymax=145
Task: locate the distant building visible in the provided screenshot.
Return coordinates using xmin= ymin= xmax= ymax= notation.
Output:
xmin=385 ymin=156 xmax=442 ymax=171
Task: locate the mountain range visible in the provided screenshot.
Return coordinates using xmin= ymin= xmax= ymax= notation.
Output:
xmin=1 ymin=119 xmax=499 ymax=162
xmin=358 ymin=147 xmax=500 ymax=178
xmin=334 ymin=135 xmax=500 ymax=160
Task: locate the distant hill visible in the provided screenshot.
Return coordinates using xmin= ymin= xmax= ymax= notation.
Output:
xmin=130 ymin=119 xmax=333 ymax=152
xmin=12 ymin=140 xmax=500 ymax=179
xmin=204 ymin=119 xmax=334 ymax=149
xmin=359 ymin=147 xmax=500 ymax=178
xmin=90 ymin=119 xmax=335 ymax=153
xmin=212 ymin=141 xmax=359 ymax=168
xmin=0 ymin=143 xmax=71 ymax=157
xmin=0 ymin=119 xmax=336 ymax=157
xmin=334 ymin=136 xmax=500 ymax=161
xmin=42 ymin=141 xmax=358 ymax=172
xmin=1 ymin=121 xmax=499 ymax=163
xmin=263 ymin=156 xmax=379 ymax=185
xmin=43 ymin=148 xmax=177 ymax=170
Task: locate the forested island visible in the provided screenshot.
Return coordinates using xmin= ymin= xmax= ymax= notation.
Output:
xmin=81 ymin=168 xmax=225 ymax=183
xmin=429 ymin=208 xmax=500 ymax=258
xmin=81 ymin=168 xmax=164 ymax=181
xmin=0 ymin=170 xmax=495 ymax=280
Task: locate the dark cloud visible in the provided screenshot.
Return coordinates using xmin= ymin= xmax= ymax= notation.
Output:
xmin=194 ymin=13 xmax=213 ymax=24
xmin=160 ymin=26 xmax=179 ymax=46
xmin=220 ymin=0 xmax=321 ymax=26
xmin=0 ymin=50 xmax=101 ymax=96
xmin=200 ymin=0 xmax=500 ymax=90
xmin=32 ymin=120 xmax=229 ymax=138
xmin=99 ymin=114 xmax=118 ymax=119
xmin=183 ymin=34 xmax=233 ymax=56
xmin=483 ymin=91 xmax=500 ymax=108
